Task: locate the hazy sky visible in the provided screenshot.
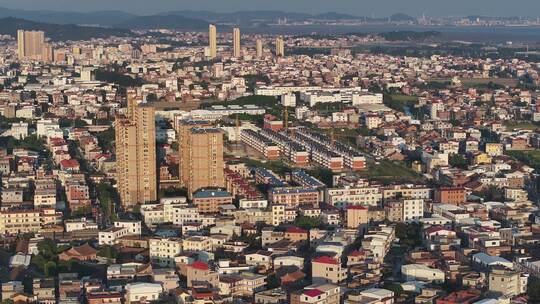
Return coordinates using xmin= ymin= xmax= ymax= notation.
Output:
xmin=0 ymin=0 xmax=539 ymax=17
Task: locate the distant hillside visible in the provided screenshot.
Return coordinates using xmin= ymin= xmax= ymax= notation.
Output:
xmin=0 ymin=17 xmax=133 ymax=41
xmin=160 ymin=10 xmax=313 ymax=25
xmin=389 ymin=13 xmax=416 ymax=22
xmin=314 ymin=12 xmax=361 ymax=20
xmin=0 ymin=7 xmax=420 ymax=30
xmin=116 ymin=14 xmax=210 ymax=30
xmin=0 ymin=7 xmax=136 ymax=26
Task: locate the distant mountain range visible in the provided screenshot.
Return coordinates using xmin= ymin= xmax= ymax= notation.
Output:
xmin=116 ymin=14 xmax=210 ymax=30
xmin=0 ymin=17 xmax=133 ymax=41
xmin=0 ymin=7 xmax=424 ymax=39
xmin=0 ymin=7 xmax=136 ymax=26
xmin=0 ymin=7 xmax=418 ymax=29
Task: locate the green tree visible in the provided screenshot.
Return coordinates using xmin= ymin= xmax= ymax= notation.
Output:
xmin=31 ymin=254 xmax=47 ymax=271
xmin=71 ymin=205 xmax=92 ymax=216
xmin=294 ymin=216 xmax=326 ymax=230
xmin=44 ymin=261 xmax=57 ymax=277
xmin=475 ymin=185 xmax=504 ymax=202
xmin=395 ymin=222 xmax=422 ymax=249
xmin=95 ymin=69 xmax=145 ymax=87
xmin=96 ymin=127 xmax=115 ymax=152
xmin=37 ymin=239 xmax=58 ymax=258
xmin=449 ymin=154 xmax=468 ymax=169
xmin=306 ymin=168 xmax=333 ymax=187
xmin=96 ymin=182 xmax=119 ymax=222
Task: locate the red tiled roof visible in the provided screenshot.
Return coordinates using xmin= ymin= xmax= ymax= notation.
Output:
xmin=347 ymin=205 xmax=367 ymax=210
xmin=60 ymin=159 xmax=80 ymax=168
xmin=286 ymin=227 xmax=307 ymax=234
xmin=313 ymin=256 xmax=339 ymax=265
xmin=425 ymin=226 xmax=450 ymax=235
xmin=303 ymin=289 xmax=324 ymax=297
xmin=190 ymin=261 xmax=209 ymax=271
xmin=348 ymin=250 xmax=366 ymax=257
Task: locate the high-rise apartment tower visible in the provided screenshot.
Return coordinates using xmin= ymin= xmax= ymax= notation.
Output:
xmin=208 ymin=24 xmax=217 ymax=59
xmin=115 ymin=93 xmax=157 ymax=209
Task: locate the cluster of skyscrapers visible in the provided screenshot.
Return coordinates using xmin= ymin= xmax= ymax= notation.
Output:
xmin=207 ymin=24 xmax=285 ymax=59
xmin=115 ymin=94 xmax=225 ymax=209
xmin=17 ymin=30 xmax=53 ymax=62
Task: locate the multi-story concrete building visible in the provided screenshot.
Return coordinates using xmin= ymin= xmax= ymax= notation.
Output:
xmin=0 ymin=209 xmax=41 ymax=235
xmin=326 ymin=186 xmax=382 ymax=208
xmin=275 ymin=37 xmax=285 ymax=57
xmin=256 ymin=39 xmax=263 ymax=58
xmin=346 ymin=205 xmax=368 ymax=234
xmin=241 ymin=129 xmax=280 ymax=160
xmin=312 ymin=256 xmax=346 ymax=284
xmin=17 ymin=30 xmax=52 ymax=61
xmin=180 ymin=127 xmax=225 ymax=197
xmin=177 ymin=120 xmax=212 ymax=188
xmin=269 ymin=187 xmax=319 ymax=208
xmin=488 ymin=266 xmax=528 ymax=297
xmin=434 ymin=187 xmax=466 ymax=205
xmin=345 ymin=288 xmax=394 ymax=304
xmin=232 ymin=27 xmax=241 ymax=58
xmin=186 ymin=261 xmax=219 ymax=288
xmin=192 ymin=189 xmax=233 ymax=213
xmin=382 ymin=185 xmax=432 ymax=200
xmin=291 ymin=284 xmax=340 ymax=304
xmin=402 ymin=199 xmax=424 ymax=222
xmin=98 ymin=220 xmax=141 ymax=245
xmin=116 ymin=93 xmax=157 ymax=209
xmin=257 ymin=129 xmax=309 ymax=165
xmin=124 ymin=283 xmax=163 ymax=303
xmin=208 ymin=24 xmax=217 ymax=59
xmin=401 ymin=264 xmax=445 ymax=283
xmin=149 ymin=238 xmax=183 ymax=268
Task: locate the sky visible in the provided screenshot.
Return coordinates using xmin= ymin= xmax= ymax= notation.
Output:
xmin=0 ymin=0 xmax=539 ymax=17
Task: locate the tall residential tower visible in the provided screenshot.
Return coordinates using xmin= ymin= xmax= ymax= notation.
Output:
xmin=275 ymin=37 xmax=285 ymax=57
xmin=233 ymin=27 xmax=241 ymax=58
xmin=178 ymin=120 xmax=212 ymax=189
xmin=179 ymin=126 xmax=225 ymax=198
xmin=208 ymin=24 xmax=217 ymax=59
xmin=115 ymin=93 xmax=157 ymax=209
xmin=256 ymin=39 xmax=263 ymax=58
xmin=17 ymin=30 xmax=52 ymax=61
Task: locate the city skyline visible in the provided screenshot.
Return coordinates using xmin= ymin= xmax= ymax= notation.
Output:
xmin=1 ymin=0 xmax=540 ymax=302
xmin=1 ymin=0 xmax=540 ymax=17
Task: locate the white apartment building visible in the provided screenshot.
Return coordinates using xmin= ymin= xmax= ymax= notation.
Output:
xmin=402 ymin=199 xmax=424 ymax=222
xmin=326 ymin=186 xmax=382 ymax=208
xmin=401 ymin=264 xmax=445 ymax=283
xmin=124 ymin=283 xmax=163 ymax=303
xmin=238 ymin=199 xmax=268 ymax=209
xmin=280 ymin=93 xmax=296 ymax=107
xmin=149 ymin=238 xmax=183 ymax=268
xmin=34 ymin=189 xmax=57 ymax=209
xmin=115 ymin=220 xmax=141 ymax=235
xmin=65 ymin=217 xmax=98 ymax=232
xmin=351 ymin=92 xmax=383 ymax=105
xmin=140 ymin=197 xmax=187 ymax=226
xmin=98 ymin=220 xmax=142 ymax=245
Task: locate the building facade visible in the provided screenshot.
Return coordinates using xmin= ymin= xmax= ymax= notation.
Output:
xmin=115 ymin=93 xmax=157 ymax=209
